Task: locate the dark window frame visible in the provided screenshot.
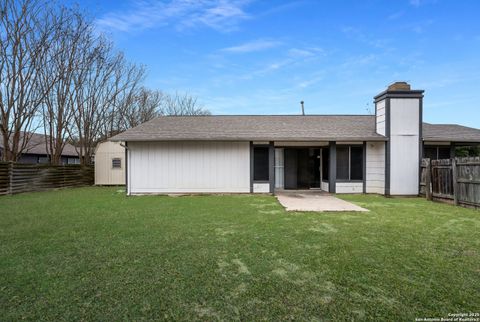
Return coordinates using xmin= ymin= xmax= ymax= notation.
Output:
xmin=335 ymin=145 xmax=364 ymax=182
xmin=253 ymin=146 xmax=270 ymax=182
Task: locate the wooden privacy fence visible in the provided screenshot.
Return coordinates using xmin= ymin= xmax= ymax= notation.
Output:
xmin=0 ymin=162 xmax=94 ymax=195
xmin=420 ymin=157 xmax=480 ymax=208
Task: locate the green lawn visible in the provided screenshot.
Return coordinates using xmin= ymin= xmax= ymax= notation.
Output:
xmin=1 ymin=188 xmax=479 ymax=321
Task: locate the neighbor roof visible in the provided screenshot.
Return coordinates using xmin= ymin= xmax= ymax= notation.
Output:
xmin=0 ymin=132 xmax=78 ymax=156
xmin=110 ymin=115 xmax=386 ymax=142
xmin=110 ymin=115 xmax=480 ymax=143
xmin=422 ymin=123 xmax=480 ymax=143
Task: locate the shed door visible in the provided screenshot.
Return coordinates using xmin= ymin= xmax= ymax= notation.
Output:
xmin=284 ymin=149 xmax=298 ymax=189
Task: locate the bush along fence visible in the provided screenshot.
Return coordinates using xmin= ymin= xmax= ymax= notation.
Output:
xmin=0 ymin=162 xmax=94 ymax=196
xmin=420 ymin=157 xmax=480 ymax=208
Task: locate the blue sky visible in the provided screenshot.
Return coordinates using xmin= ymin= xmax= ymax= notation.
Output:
xmin=78 ymin=0 xmax=479 ymax=127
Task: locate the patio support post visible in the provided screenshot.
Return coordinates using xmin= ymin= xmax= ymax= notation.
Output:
xmin=363 ymin=141 xmax=367 ymax=193
xmin=450 ymin=142 xmax=456 ymax=159
xmin=329 ymin=141 xmax=336 ymax=193
xmin=250 ymin=141 xmax=254 ymax=193
xmin=269 ymin=141 xmax=274 ymax=193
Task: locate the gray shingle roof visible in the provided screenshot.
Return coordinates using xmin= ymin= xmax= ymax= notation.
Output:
xmin=110 ymin=115 xmax=386 ymax=142
xmin=422 ymin=123 xmax=480 ymax=143
xmin=110 ymin=115 xmax=480 ymax=143
xmin=0 ymin=132 xmax=78 ymax=156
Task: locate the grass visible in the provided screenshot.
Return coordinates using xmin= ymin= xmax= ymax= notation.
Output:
xmin=0 ymin=187 xmax=479 ymax=321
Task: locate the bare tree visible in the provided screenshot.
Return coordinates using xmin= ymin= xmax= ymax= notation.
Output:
xmin=39 ymin=7 xmax=89 ymax=164
xmin=0 ymin=0 xmax=55 ymax=161
xmin=1 ymin=0 xmax=210 ymax=166
xmin=118 ymin=87 xmax=163 ymax=130
xmin=102 ymin=59 xmax=145 ymax=138
xmin=68 ymin=29 xmax=148 ymax=165
xmin=68 ymin=35 xmax=114 ymax=165
xmin=161 ymin=92 xmax=210 ymax=116
xmin=113 ymin=89 xmax=210 ymax=133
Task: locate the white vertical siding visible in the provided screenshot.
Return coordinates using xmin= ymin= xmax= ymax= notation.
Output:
xmin=321 ymin=181 xmax=329 ymax=191
xmin=390 ymin=98 xmax=420 ymax=195
xmin=253 ymin=183 xmax=270 ymax=193
xmin=94 ymin=141 xmax=125 ymax=185
xmin=376 ymin=99 xmax=386 ymax=136
xmin=335 ymin=182 xmax=363 ymax=194
xmin=128 ymin=141 xmax=250 ymax=194
xmin=390 ymin=135 xmax=420 ymax=195
xmin=366 ymin=141 xmax=385 ymax=194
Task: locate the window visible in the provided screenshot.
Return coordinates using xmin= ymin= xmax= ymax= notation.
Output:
xmin=424 ymin=146 xmax=452 ymax=160
xmin=112 ymin=158 xmax=122 ymax=169
xmin=253 ymin=147 xmax=269 ymax=181
xmin=336 ymin=145 xmax=364 ymax=181
xmin=336 ymin=147 xmax=349 ymax=180
xmin=438 ymin=147 xmax=451 ymax=159
xmin=67 ymin=158 xmax=80 ymax=165
xmin=424 ymin=147 xmax=437 ymax=160
xmin=350 ymin=147 xmax=363 ymax=180
xmin=38 ymin=156 xmax=50 ymax=164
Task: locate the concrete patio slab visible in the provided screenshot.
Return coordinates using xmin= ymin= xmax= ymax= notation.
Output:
xmin=275 ymin=190 xmax=368 ymax=212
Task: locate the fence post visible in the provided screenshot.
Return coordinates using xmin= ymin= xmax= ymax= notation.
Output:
xmin=8 ymin=161 xmax=13 ymax=195
xmin=425 ymin=158 xmax=432 ymax=201
xmin=425 ymin=159 xmax=432 ymax=200
xmin=452 ymin=158 xmax=459 ymax=206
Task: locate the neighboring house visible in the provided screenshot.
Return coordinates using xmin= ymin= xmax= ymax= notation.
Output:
xmin=94 ymin=141 xmax=125 ymax=185
xmin=0 ymin=132 xmax=79 ymax=164
xmin=111 ymin=82 xmax=480 ymax=196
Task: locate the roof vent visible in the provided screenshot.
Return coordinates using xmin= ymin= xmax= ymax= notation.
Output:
xmin=300 ymin=101 xmax=305 ymax=115
xmin=388 ymin=82 xmax=411 ymax=91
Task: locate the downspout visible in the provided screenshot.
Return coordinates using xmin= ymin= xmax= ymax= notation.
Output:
xmin=120 ymin=142 xmax=129 ymax=196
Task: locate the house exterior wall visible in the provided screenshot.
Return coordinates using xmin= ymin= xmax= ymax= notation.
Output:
xmin=335 ymin=182 xmax=363 ymax=193
xmin=95 ymin=141 xmax=126 ymax=185
xmin=366 ymin=141 xmax=385 ymax=194
xmin=17 ymin=154 xmax=39 ymax=164
xmin=253 ymin=183 xmax=270 ymax=193
xmin=127 ymin=141 xmax=250 ymax=194
xmin=321 ymin=181 xmax=329 ymax=191
xmin=389 ymin=98 xmax=420 ymax=195
xmin=376 ymin=100 xmax=386 ymax=136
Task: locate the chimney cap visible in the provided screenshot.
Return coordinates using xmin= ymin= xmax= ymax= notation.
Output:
xmin=374 ymin=81 xmax=424 ymax=102
xmin=388 ymin=81 xmax=411 ymax=91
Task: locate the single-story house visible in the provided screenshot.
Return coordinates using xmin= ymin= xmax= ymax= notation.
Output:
xmin=94 ymin=141 xmax=126 ymax=185
xmin=0 ymin=132 xmax=80 ymax=164
xmin=111 ymin=82 xmax=480 ymax=196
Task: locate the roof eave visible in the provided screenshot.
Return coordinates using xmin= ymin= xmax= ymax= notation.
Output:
xmin=110 ymin=136 xmax=388 ymax=142
xmin=423 ymin=138 xmax=480 ymax=143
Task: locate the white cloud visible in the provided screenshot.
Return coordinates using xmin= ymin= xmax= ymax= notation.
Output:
xmin=221 ymin=39 xmax=282 ymax=53
xmin=96 ymin=0 xmax=252 ymax=33
xmin=410 ymin=0 xmax=421 ymax=7
xmin=341 ymin=26 xmax=392 ymax=49
xmin=288 ymin=47 xmax=324 ymax=58
xmin=388 ymin=11 xmax=405 ymax=20
xmin=409 ymin=0 xmax=438 ymax=7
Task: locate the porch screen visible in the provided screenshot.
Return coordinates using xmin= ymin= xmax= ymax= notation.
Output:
xmin=254 ymin=147 xmax=269 ymax=181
